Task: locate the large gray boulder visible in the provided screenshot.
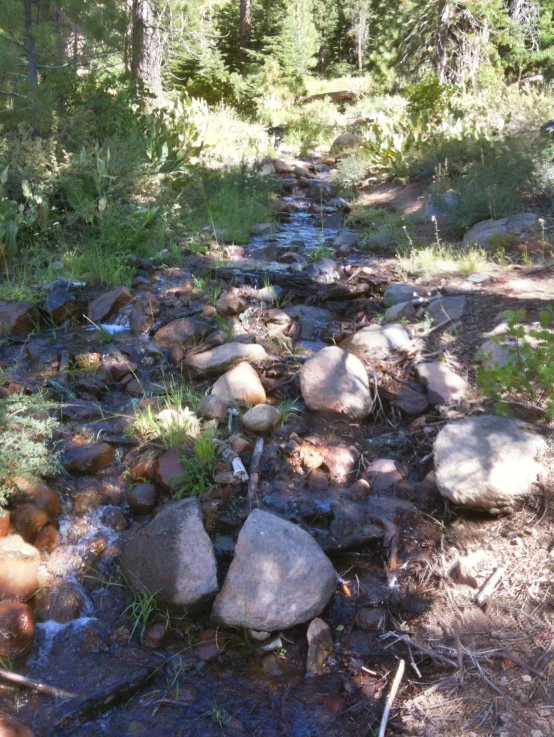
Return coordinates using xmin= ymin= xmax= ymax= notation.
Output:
xmin=121 ymin=499 xmax=218 ymax=608
xmin=426 ymin=296 xmax=466 ymax=325
xmin=340 ymin=323 xmax=411 ymax=359
xmin=463 ymin=213 xmax=538 ymax=248
xmin=434 ymin=415 xmax=547 ymax=511
xmin=212 ymin=510 xmax=336 ymax=631
xmin=300 ymin=346 xmax=373 ymax=419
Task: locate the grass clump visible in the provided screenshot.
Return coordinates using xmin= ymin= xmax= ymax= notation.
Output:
xmin=477 ymin=306 xmax=554 ymax=417
xmin=0 ymin=392 xmax=60 ymax=507
xmin=398 ymin=243 xmax=491 ymax=278
xmin=176 ymin=433 xmax=218 ymax=499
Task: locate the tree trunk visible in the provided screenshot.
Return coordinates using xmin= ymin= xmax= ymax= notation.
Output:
xmin=22 ymin=0 xmax=38 ymax=87
xmin=239 ymin=0 xmax=252 ymax=72
xmin=436 ymin=0 xmax=450 ymax=84
xmin=131 ymin=0 xmax=162 ymax=93
xmin=356 ymin=7 xmax=366 ymax=72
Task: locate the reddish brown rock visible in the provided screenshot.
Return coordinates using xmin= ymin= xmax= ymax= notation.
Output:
xmin=12 ymin=479 xmax=60 ymax=517
xmin=155 ymin=448 xmax=185 ymax=492
xmin=73 ymin=491 xmax=102 ymax=516
xmin=61 ymin=443 xmax=116 ymax=474
xmin=215 ymin=289 xmax=245 ymax=317
xmin=364 ymin=459 xmax=403 ymax=492
xmin=0 ymin=602 xmax=34 ymax=659
xmin=126 ymin=483 xmax=157 ymax=515
xmin=34 ymin=582 xmax=88 ymax=623
xmin=198 ymin=394 xmax=228 ymax=421
xmin=0 ymin=511 xmax=9 ymax=538
xmin=11 ymin=505 xmax=50 ymax=543
xmin=153 ymin=318 xmax=207 ymax=350
xmin=34 ymin=525 xmax=60 ymax=554
xmin=130 ymin=308 xmax=153 ymax=334
xmin=348 ymin=479 xmax=371 ymax=501
xmin=0 ymin=535 xmax=40 ymax=601
xmin=111 ymin=361 xmax=138 ymax=381
xmin=129 ymin=455 xmax=157 ymax=482
xmin=322 ymin=445 xmax=359 ymax=480
xmin=144 ymin=622 xmax=169 ymax=648
xmin=88 ymin=286 xmax=132 ymax=323
xmin=0 ymin=717 xmax=35 ymax=737
xmin=125 ymin=379 xmax=142 ymax=397
xmin=43 ymin=291 xmax=79 ymax=325
xmin=0 ymin=302 xmax=39 ymax=336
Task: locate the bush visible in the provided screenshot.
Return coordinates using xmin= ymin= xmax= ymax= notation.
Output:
xmin=477 ymin=306 xmax=554 ymax=417
xmin=331 ymin=155 xmax=371 ymax=191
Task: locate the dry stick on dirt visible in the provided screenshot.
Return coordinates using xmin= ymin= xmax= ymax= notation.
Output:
xmin=378 ymin=658 xmax=405 ymax=737
xmin=474 ymin=565 xmax=507 ymax=607
xmin=213 ymin=438 xmax=248 ymax=482
xmin=0 ymin=668 xmax=77 ymax=699
xmin=247 ymin=436 xmax=264 ymax=508
xmin=385 ymin=633 xmax=458 ymax=669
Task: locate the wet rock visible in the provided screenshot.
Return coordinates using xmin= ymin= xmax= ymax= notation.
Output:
xmin=284 ymin=304 xmax=332 ymax=340
xmin=101 ymin=507 xmax=129 ymax=531
xmin=73 ymin=490 xmax=102 ymax=516
xmin=463 ymin=213 xmax=538 ymax=248
xmin=12 ymin=479 xmax=60 ymax=516
xmin=43 ymin=291 xmax=79 ymax=324
xmin=341 ymin=323 xmax=411 ymax=359
xmin=155 ymin=448 xmax=185 ymax=492
xmin=300 ymin=346 xmax=373 ymax=419
xmin=212 ymin=509 xmax=336 ymax=631
xmin=126 ymin=483 xmax=157 ymax=514
xmin=198 ymin=394 xmax=228 ymax=421
xmin=434 ymin=415 xmax=547 ymax=510
xmin=130 ymin=308 xmax=152 ymax=334
xmin=383 ymin=283 xmax=426 ymax=307
xmin=262 ymin=653 xmax=284 ymax=676
xmin=60 ymin=400 xmax=102 ymax=421
xmin=210 ymin=363 xmax=267 ymax=408
xmin=427 ymin=296 xmax=466 ymax=325
xmin=111 ymin=361 xmax=138 ymax=381
xmin=393 ymin=386 xmax=429 ymax=414
xmin=383 ymin=300 xmax=417 ymax=323
xmin=334 ymin=231 xmax=360 ymax=249
xmin=61 ymin=443 xmax=115 ymax=474
xmin=280 ymin=251 xmax=304 ymax=264
xmin=348 ymin=479 xmax=371 ymax=500
xmin=273 ymin=159 xmax=295 ymax=175
xmin=270 ymin=198 xmax=291 ymax=215
xmin=242 ymin=404 xmax=281 ymax=434
xmin=153 ymin=318 xmax=207 ymax=350
xmin=0 ymin=717 xmax=35 ymax=737
xmin=125 ymin=378 xmax=142 ymax=397
xmin=34 ymin=525 xmax=59 ymax=554
xmin=121 ymin=498 xmax=218 ymax=607
xmin=323 ymin=501 xmax=383 ymax=550
xmin=0 ymin=301 xmax=39 ymax=336
xmin=215 ymin=290 xmax=245 ymax=317
xmin=365 ymin=459 xmax=403 ymax=492
xmin=330 ymin=134 xmax=363 ymax=154
xmin=0 ymin=535 xmax=39 ymax=601
xmin=11 ymin=505 xmax=49 ymax=542
xmin=184 ymin=342 xmax=268 ymax=376
xmin=307 ymin=258 xmax=341 ymax=284
xmin=416 ymin=362 xmax=467 ymax=405
xmin=35 ymin=582 xmax=88 ymax=623
xmin=306 ymin=617 xmax=333 ymax=676
xmin=0 ymin=602 xmax=34 ymax=659
xmin=144 ymin=622 xmax=169 ymax=648
xmin=88 ymin=286 xmax=132 ymax=323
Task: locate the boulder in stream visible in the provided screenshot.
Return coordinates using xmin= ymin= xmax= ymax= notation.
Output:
xmin=88 ymin=286 xmax=132 ymax=323
xmin=184 ymin=342 xmax=268 ymax=376
xmin=212 ymin=509 xmax=336 ymax=631
xmin=0 ymin=301 xmax=39 ymax=336
xmin=0 ymin=535 xmax=39 ymax=601
xmin=0 ymin=602 xmax=34 ymax=659
xmin=434 ymin=415 xmax=547 ymax=511
xmin=0 ymin=717 xmax=35 ymax=737
xmin=121 ymin=498 xmax=218 ymax=608
xmin=300 ymin=346 xmax=373 ymax=419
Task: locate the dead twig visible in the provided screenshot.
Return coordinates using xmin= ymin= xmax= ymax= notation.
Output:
xmin=474 ymin=565 xmax=506 ymax=607
xmin=0 ymin=668 xmax=77 ymax=699
xmin=213 ymin=438 xmax=248 ymax=482
xmin=247 ymin=437 xmax=264 ymax=508
xmin=378 ymin=659 xmax=405 ymax=737
xmin=384 ymin=633 xmax=458 ymax=669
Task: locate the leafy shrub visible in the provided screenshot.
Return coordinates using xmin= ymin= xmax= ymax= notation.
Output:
xmin=331 ymin=155 xmax=371 ymax=191
xmin=0 ymin=393 xmax=60 ymax=507
xmin=477 ymin=306 xmax=554 ymax=417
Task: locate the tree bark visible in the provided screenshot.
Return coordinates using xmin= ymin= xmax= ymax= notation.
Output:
xmin=131 ymin=0 xmax=162 ymax=93
xmin=239 ymin=0 xmax=252 ymax=71
xmin=436 ymin=0 xmax=450 ymax=83
xmin=22 ymin=0 xmax=38 ymax=87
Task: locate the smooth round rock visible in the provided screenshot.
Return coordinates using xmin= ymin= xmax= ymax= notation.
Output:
xmin=126 ymin=483 xmax=157 ymax=515
xmin=242 ymin=405 xmax=281 ymax=434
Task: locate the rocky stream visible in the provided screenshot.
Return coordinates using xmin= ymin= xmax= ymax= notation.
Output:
xmin=0 ymin=155 xmax=552 ymax=737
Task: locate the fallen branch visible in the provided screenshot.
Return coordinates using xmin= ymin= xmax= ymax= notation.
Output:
xmin=213 ymin=439 xmax=248 ymax=482
xmin=0 ymin=668 xmax=77 ymax=699
xmin=475 ymin=565 xmax=506 ymax=607
xmin=378 ymin=659 xmax=405 ymax=737
xmin=385 ymin=633 xmax=458 ymax=669
xmin=247 ymin=437 xmax=264 ymax=508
